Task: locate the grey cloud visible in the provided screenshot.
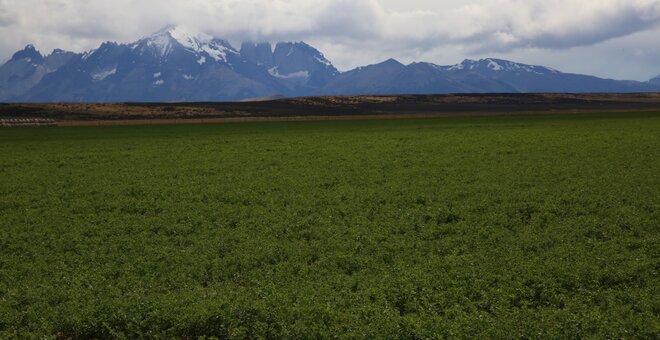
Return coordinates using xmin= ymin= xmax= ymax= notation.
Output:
xmin=0 ymin=0 xmax=16 ymax=27
xmin=311 ymin=0 xmax=383 ymax=39
xmin=464 ymin=1 xmax=660 ymax=53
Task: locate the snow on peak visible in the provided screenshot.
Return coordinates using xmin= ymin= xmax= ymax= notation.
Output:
xmin=442 ymin=58 xmax=559 ymax=75
xmin=447 ymin=61 xmax=466 ymax=71
xmin=486 ymin=59 xmax=504 ymax=71
xmin=142 ymin=28 xmax=175 ymax=56
xmin=447 ymin=59 xmax=478 ymax=71
xmin=137 ymin=25 xmax=237 ymax=62
xmin=168 ymin=26 xmax=208 ymax=47
xmin=81 ymin=49 xmax=97 ymax=60
xmin=168 ymin=26 xmax=237 ymax=62
xmin=482 ymin=58 xmax=560 ymax=74
xmin=314 ymin=55 xmax=333 ymax=68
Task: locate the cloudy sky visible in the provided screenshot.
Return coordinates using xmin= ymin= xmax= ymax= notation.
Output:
xmin=1 ymin=0 xmax=659 ymax=80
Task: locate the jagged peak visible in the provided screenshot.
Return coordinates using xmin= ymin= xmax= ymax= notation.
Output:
xmin=99 ymin=41 xmax=119 ymax=48
xmin=78 ymin=41 xmax=123 ymax=61
xmin=10 ymin=44 xmax=44 ymax=62
xmin=47 ymin=48 xmax=76 ymax=58
xmin=275 ymin=41 xmax=311 ymax=48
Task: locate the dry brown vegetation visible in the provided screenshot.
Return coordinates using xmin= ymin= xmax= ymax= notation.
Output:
xmin=1 ymin=93 xmax=659 ymax=126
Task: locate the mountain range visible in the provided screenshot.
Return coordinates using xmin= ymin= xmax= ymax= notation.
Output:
xmin=1 ymin=26 xmax=659 ymax=102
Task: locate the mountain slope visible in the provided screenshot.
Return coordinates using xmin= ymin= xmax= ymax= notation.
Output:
xmin=240 ymin=41 xmax=341 ymax=94
xmin=321 ymin=59 xmax=409 ymax=95
xmin=0 ymin=45 xmax=77 ymax=100
xmin=240 ymin=42 xmax=274 ymax=67
xmin=437 ymin=59 xmax=656 ymax=93
xmin=650 ymin=76 xmax=660 ymax=85
xmin=320 ymin=59 xmax=538 ymax=95
xmin=271 ymin=42 xmax=339 ymax=91
xmin=320 ymin=58 xmax=658 ymax=96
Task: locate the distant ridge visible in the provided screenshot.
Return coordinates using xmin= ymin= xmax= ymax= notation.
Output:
xmin=1 ymin=26 xmax=659 ymax=102
xmin=650 ymin=76 xmax=660 ymax=85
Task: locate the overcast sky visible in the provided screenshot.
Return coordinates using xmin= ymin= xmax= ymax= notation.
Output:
xmin=1 ymin=0 xmax=659 ymax=80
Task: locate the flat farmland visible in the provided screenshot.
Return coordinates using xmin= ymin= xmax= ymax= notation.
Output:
xmin=0 ymin=112 xmax=658 ymax=338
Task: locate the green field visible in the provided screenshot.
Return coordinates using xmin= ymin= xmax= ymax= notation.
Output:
xmin=1 ymin=113 xmax=659 ymax=338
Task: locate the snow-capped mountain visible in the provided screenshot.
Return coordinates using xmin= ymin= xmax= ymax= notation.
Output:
xmin=438 ymin=58 xmax=560 ymax=75
xmin=1 ymin=26 xmax=658 ymax=102
xmin=431 ymin=58 xmax=651 ymax=93
xmin=131 ymin=26 xmax=238 ymax=64
xmin=25 ymin=26 xmax=286 ymax=102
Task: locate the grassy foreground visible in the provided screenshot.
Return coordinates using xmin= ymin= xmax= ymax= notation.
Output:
xmin=0 ymin=113 xmax=658 ymax=338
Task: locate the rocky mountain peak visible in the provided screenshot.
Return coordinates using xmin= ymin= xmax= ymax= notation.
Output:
xmin=11 ymin=44 xmax=44 ymax=63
